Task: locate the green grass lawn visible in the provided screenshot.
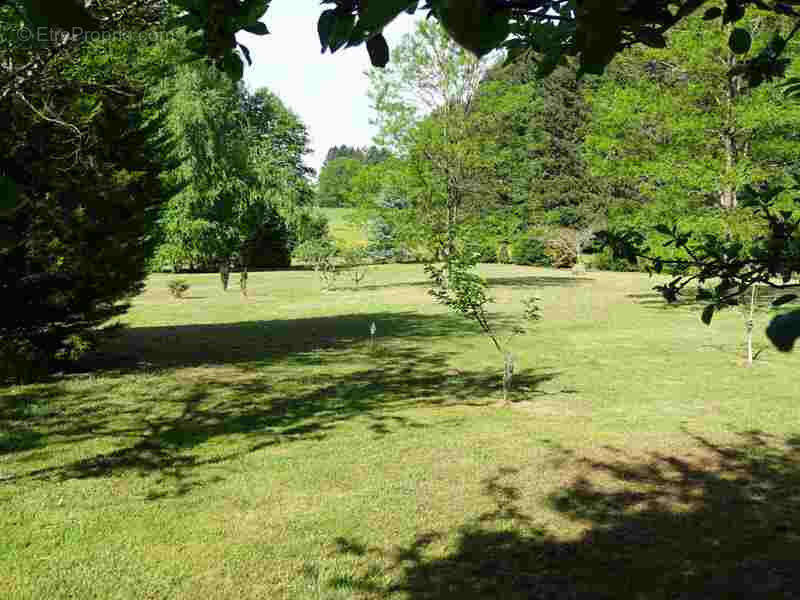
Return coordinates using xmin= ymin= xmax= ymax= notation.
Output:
xmin=2 ymin=264 xmax=799 ymax=599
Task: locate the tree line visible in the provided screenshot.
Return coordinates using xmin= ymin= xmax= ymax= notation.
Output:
xmin=4 ymin=0 xmax=800 ymax=382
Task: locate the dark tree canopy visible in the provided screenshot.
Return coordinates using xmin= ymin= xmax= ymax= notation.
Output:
xmin=0 ymin=4 xmax=169 ymax=381
xmin=5 ymin=1 xmax=800 ymax=85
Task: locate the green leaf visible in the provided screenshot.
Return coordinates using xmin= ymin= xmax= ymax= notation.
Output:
xmin=21 ymin=0 xmax=100 ymax=31
xmin=174 ymin=11 xmax=204 ymax=30
xmin=0 ymin=175 xmax=19 ymax=215
xmin=238 ymin=0 xmax=271 ymax=27
xmin=243 ymin=22 xmax=269 ymax=36
xmin=772 ymin=294 xmax=799 ymax=307
xmin=701 ymin=304 xmax=715 ymax=326
xmin=366 ymin=34 xmax=390 ymax=68
xmin=723 ymin=2 xmax=745 ymax=24
xmin=328 ymin=13 xmax=357 ymax=53
xmin=318 ymin=9 xmax=337 ymax=51
xmin=767 ymin=310 xmax=800 ymax=352
xmin=186 ymin=34 xmax=207 ymax=55
xmin=653 ymin=224 xmax=672 ymax=236
xmin=697 ymin=288 xmax=714 ymax=301
xmin=729 ymin=28 xmax=752 ymax=55
xmin=358 ymin=0 xmax=413 ymax=34
xmin=437 ymin=5 xmax=511 ymax=58
xmin=238 ymin=43 xmax=252 ymax=66
xmin=221 ymin=50 xmax=244 ymax=81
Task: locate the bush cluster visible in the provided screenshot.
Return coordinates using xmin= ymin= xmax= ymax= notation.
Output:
xmin=511 ymin=233 xmax=552 ymax=266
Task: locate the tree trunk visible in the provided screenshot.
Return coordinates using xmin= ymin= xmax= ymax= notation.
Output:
xmin=444 ymin=185 xmax=458 ymax=281
xmin=219 ymin=261 xmax=230 ymax=291
xmin=720 ymin=125 xmax=738 ymax=209
xmin=502 ymin=351 xmax=514 ymax=405
xmin=721 ymin=52 xmax=741 ymax=210
xmin=745 ymin=284 xmax=757 ymax=367
xmin=239 ymin=263 xmax=248 ymax=297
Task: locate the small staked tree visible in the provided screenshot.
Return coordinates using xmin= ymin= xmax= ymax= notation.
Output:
xmin=426 ymin=249 xmax=541 ymax=404
xmin=738 ymin=284 xmax=800 ymax=366
xmin=341 ymin=247 xmax=369 ymax=287
xmin=293 ymin=238 xmax=340 ymax=291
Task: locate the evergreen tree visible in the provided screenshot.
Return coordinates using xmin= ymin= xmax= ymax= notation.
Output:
xmin=478 ymin=58 xmax=612 ymax=231
xmin=0 ymin=6 xmax=169 ymax=381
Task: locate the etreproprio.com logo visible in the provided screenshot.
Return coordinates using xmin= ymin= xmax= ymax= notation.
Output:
xmin=6 ymin=27 xmax=177 ymax=44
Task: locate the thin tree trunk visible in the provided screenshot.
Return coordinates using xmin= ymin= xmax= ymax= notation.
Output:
xmin=240 ymin=263 xmax=248 ymax=297
xmin=721 ymin=52 xmax=741 ymax=210
xmin=219 ymin=261 xmax=230 ymax=291
xmin=746 ymin=284 xmax=757 ymax=367
xmin=502 ymin=351 xmax=514 ymax=405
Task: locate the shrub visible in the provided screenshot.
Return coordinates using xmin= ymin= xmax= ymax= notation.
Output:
xmin=293 ymin=238 xmax=340 ymax=290
xmin=0 ymin=78 xmax=163 ymax=383
xmin=168 ymin=279 xmax=191 ymax=299
xmin=341 ymin=246 xmax=369 ymax=287
xmin=289 ymin=210 xmax=329 ymax=247
xmin=242 ymin=212 xmax=292 ymax=270
xmin=590 ymin=248 xmax=640 ymax=272
xmin=474 ymin=241 xmax=499 ymax=264
xmin=366 ymin=215 xmax=412 ymax=263
xmin=512 ymin=233 xmax=551 ymax=266
xmin=544 ymin=228 xmax=579 ymax=268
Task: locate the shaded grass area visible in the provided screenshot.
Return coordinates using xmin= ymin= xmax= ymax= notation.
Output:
xmin=333 ymin=431 xmax=800 ymax=599
xmin=74 ymin=311 xmax=488 ymax=372
xmin=1 ymin=265 xmax=799 ymax=598
xmin=2 ymin=342 xmax=556 ymax=494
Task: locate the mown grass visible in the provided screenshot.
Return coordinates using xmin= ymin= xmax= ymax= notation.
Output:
xmin=1 ymin=264 xmax=799 ymax=599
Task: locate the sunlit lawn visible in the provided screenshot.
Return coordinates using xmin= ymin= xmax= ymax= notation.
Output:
xmin=1 ymin=264 xmax=799 ymax=599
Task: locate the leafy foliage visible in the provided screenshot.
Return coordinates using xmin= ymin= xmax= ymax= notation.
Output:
xmin=317 ymin=145 xmax=390 ymax=208
xmin=316 ymin=157 xmax=365 ymax=208
xmin=603 ymin=180 xmax=800 ymax=348
xmin=426 ymin=247 xmax=541 ymax=403
xmin=293 ymin=238 xmax=340 ymax=290
xmin=341 ymin=246 xmax=370 ymax=287
xmin=0 ymin=4 xmax=169 ymax=381
xmin=511 ymin=233 xmax=551 ymax=267
xmin=5 ymin=0 xmax=800 ymax=92
xmin=153 ymin=65 xmax=311 ymax=274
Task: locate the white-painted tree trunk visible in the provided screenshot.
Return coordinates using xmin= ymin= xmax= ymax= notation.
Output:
xmin=746 ymin=284 xmax=757 ymax=367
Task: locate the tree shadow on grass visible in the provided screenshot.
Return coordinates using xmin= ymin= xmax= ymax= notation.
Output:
xmin=330 ymin=430 xmax=800 ymax=599
xmin=73 ymin=311 xmax=489 ymax=374
xmin=628 ymin=291 xmax=708 ymax=311
xmin=1 ymin=340 xmax=559 ymax=498
xmin=349 ymin=275 xmax=592 ymax=293
xmin=485 ymin=275 xmax=594 ymax=289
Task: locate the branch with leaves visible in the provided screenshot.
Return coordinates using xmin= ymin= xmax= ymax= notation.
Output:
xmin=600 ymin=181 xmax=800 ymax=351
xmin=425 ymin=248 xmax=541 ymax=403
